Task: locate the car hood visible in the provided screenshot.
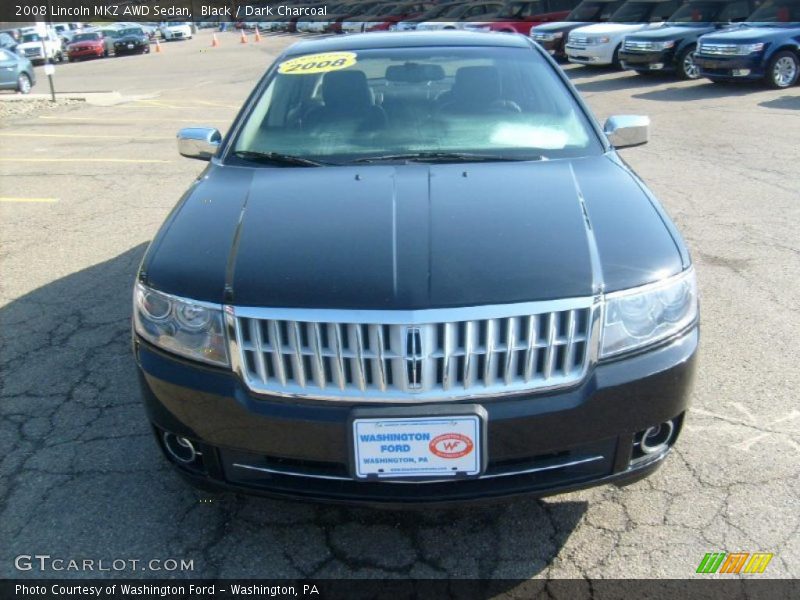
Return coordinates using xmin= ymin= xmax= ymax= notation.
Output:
xmin=571 ymin=22 xmax=649 ymax=36
xmin=700 ymin=25 xmax=799 ymax=43
xmin=68 ymin=39 xmax=103 ymax=47
xmin=532 ymin=21 xmax=590 ymax=33
xmin=142 ymin=155 xmax=684 ymax=309
xmin=17 ymin=42 xmax=44 ymax=50
xmin=116 ymin=34 xmax=145 ymax=42
xmin=627 ymin=24 xmax=713 ymax=40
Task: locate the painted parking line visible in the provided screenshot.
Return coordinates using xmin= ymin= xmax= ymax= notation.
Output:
xmin=0 ymin=158 xmax=172 ymax=163
xmin=0 ymin=133 xmax=173 ymax=140
xmin=0 ymin=197 xmax=59 ymax=203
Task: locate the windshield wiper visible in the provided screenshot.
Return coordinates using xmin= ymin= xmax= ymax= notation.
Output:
xmin=353 ymin=151 xmax=545 ymax=164
xmin=232 ymin=150 xmax=329 ymax=167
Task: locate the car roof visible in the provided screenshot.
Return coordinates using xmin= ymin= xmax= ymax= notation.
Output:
xmin=283 ymin=31 xmax=531 ymax=56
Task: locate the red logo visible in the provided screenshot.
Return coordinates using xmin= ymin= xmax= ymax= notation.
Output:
xmin=429 ymin=433 xmax=474 ymax=459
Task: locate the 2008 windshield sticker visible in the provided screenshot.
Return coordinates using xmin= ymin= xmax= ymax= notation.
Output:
xmin=278 ymin=52 xmax=358 ymax=75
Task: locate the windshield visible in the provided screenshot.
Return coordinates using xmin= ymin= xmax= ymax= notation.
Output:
xmin=232 ymin=46 xmax=601 ymax=165
xmin=72 ymin=32 xmax=101 ymax=42
xmin=21 ymin=33 xmax=42 ymax=43
xmin=418 ymin=3 xmax=461 ymax=19
xmin=498 ymin=1 xmax=543 ymax=18
xmin=119 ymin=28 xmax=143 ymax=36
xmin=747 ymin=0 xmax=800 ymax=22
xmin=669 ymin=1 xmax=740 ymax=22
xmin=609 ymin=1 xmax=660 ymax=22
xmin=568 ymin=0 xmax=626 ymax=21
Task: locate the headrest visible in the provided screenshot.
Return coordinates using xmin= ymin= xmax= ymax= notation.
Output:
xmin=322 ymin=70 xmax=372 ymax=111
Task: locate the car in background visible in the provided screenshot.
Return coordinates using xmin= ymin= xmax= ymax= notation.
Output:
xmin=0 ymin=48 xmax=35 ymax=94
xmin=16 ymin=30 xmax=64 ymax=65
xmin=159 ymin=21 xmax=193 ymax=40
xmin=478 ymin=0 xmax=580 ymax=33
xmin=367 ymin=1 xmax=436 ymax=31
xmin=53 ymin=22 xmax=83 ymax=45
xmin=566 ymin=0 xmax=685 ymax=67
xmin=0 ymin=32 xmax=17 ymax=53
xmin=694 ymin=0 xmax=800 ymax=87
xmin=112 ymin=26 xmax=151 ymax=56
xmin=342 ymin=2 xmax=402 ymax=32
xmin=96 ymin=26 xmax=123 ymax=55
xmin=0 ymin=28 xmax=20 ymax=43
xmin=531 ymin=0 xmax=626 ymax=59
xmin=66 ymin=31 xmax=107 ymax=61
xmin=395 ymin=1 xmax=464 ymax=30
xmin=416 ymin=1 xmax=505 ymax=30
xmin=619 ymin=0 xmax=756 ymax=79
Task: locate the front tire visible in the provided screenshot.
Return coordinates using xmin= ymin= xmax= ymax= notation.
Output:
xmin=766 ymin=51 xmax=799 ymax=89
xmin=611 ymin=45 xmax=622 ymax=69
xmin=17 ymin=73 xmax=32 ymax=94
xmin=677 ymin=46 xmax=700 ymax=80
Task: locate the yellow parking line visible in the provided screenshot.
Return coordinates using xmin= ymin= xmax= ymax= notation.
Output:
xmin=0 ymin=158 xmax=171 ymax=163
xmin=0 ymin=133 xmax=173 ymax=140
xmin=0 ymin=197 xmax=59 ymax=203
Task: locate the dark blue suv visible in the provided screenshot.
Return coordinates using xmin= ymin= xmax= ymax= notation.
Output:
xmin=694 ymin=0 xmax=800 ymax=87
xmin=620 ymin=0 xmax=758 ymax=79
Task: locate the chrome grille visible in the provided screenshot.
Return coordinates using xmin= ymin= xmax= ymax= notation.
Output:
xmin=698 ymin=44 xmax=738 ymax=56
xmin=569 ymin=35 xmax=589 ymax=45
xmin=624 ymin=40 xmax=656 ymax=52
xmin=230 ymin=300 xmax=598 ymax=402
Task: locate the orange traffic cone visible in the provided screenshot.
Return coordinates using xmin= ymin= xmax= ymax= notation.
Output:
xmin=211 ymin=33 xmax=219 ymax=47
xmin=254 ymin=28 xmax=262 ymax=43
xmin=240 ymin=29 xmax=247 ymax=44
xmin=155 ymin=38 xmax=161 ymax=53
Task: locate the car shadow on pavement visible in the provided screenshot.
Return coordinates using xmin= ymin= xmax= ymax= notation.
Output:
xmin=631 ymin=81 xmax=769 ymax=102
xmin=758 ymin=95 xmax=800 ymax=110
xmin=1 ymin=245 xmax=588 ymax=580
xmin=571 ymin=73 xmax=675 ymax=93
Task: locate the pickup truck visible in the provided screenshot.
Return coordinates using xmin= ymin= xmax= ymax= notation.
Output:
xmin=16 ymin=30 xmax=63 ymax=65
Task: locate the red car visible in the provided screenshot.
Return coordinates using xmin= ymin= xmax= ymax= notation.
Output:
xmin=66 ymin=31 xmax=106 ymax=61
xmin=366 ymin=1 xmax=436 ymax=31
xmin=484 ymin=0 xmax=580 ymax=33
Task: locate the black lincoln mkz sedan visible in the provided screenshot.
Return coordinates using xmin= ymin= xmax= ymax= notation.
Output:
xmin=134 ymin=32 xmax=698 ymax=506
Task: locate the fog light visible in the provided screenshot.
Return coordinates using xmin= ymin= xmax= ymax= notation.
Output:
xmin=640 ymin=421 xmax=674 ymax=454
xmin=163 ymin=432 xmax=200 ymax=464
xmin=732 ymin=69 xmax=751 ymax=77
xmin=650 ymin=63 xmax=664 ymax=70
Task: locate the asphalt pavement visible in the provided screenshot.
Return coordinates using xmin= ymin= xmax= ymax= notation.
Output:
xmin=1 ymin=30 xmax=798 ymax=581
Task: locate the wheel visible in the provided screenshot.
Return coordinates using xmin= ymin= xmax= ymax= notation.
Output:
xmin=766 ymin=50 xmax=799 ymax=89
xmin=677 ymin=45 xmax=700 ymax=80
xmin=17 ymin=73 xmax=32 ymax=94
xmin=611 ymin=45 xmax=622 ymax=69
xmin=143 ymin=45 xmax=150 ymax=54
xmin=103 ymin=49 xmax=108 ymax=57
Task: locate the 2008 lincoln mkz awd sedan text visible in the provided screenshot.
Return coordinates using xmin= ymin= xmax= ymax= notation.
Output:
xmin=133 ymin=31 xmax=698 ymax=505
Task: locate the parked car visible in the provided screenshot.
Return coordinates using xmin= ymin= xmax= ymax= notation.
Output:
xmin=16 ymin=30 xmax=64 ymax=65
xmin=342 ymin=3 xmax=403 ymax=32
xmin=96 ymin=26 xmax=123 ymax=55
xmin=0 ymin=32 xmax=17 ymax=53
xmin=415 ymin=1 xmax=505 ymax=30
xmin=159 ymin=21 xmax=193 ymax=40
xmin=135 ymin=31 xmax=698 ymax=505
xmin=326 ymin=1 xmax=387 ymax=33
xmin=531 ymin=0 xmax=626 ymax=59
xmin=366 ymin=2 xmax=436 ymax=31
xmin=0 ymin=47 xmax=35 ymax=94
xmin=112 ymin=26 xmax=151 ymax=56
xmin=566 ymin=0 xmax=685 ymax=67
xmin=66 ymin=31 xmax=107 ymax=61
xmin=619 ymin=0 xmax=757 ymax=79
xmin=395 ymin=1 xmax=464 ymax=30
xmin=694 ymin=0 xmax=800 ymax=87
xmin=479 ymin=0 xmax=581 ymax=33
xmin=0 ymin=28 xmax=20 ymax=43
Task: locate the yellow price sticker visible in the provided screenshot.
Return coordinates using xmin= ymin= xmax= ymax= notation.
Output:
xmin=278 ymin=52 xmax=358 ymax=75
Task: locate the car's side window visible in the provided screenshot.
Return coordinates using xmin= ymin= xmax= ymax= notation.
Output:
xmin=651 ymin=0 xmax=680 ymax=21
xmin=719 ymin=0 xmax=751 ymax=21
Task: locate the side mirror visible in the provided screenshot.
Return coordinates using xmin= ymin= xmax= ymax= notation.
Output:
xmin=177 ymin=127 xmax=221 ymax=160
xmin=604 ymin=115 xmax=649 ymax=149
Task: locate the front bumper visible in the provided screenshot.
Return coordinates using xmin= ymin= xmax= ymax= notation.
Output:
xmin=565 ymin=43 xmax=616 ymax=65
xmin=694 ymin=53 xmax=766 ymax=80
xmin=619 ymin=48 xmax=677 ymax=72
xmin=532 ymin=38 xmax=566 ymax=58
xmin=68 ymin=47 xmax=104 ymax=59
xmin=136 ymin=328 xmax=697 ymax=506
xmin=114 ymin=42 xmax=147 ymax=55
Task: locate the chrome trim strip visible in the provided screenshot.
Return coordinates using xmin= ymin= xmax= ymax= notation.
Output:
xmin=231 ymin=455 xmax=605 ymax=484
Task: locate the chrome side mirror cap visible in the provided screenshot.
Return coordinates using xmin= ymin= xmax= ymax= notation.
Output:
xmin=177 ymin=127 xmax=222 ymax=160
xmin=604 ymin=115 xmax=649 ymax=149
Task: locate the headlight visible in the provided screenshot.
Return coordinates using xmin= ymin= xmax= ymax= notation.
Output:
xmin=601 ymin=268 xmax=698 ymax=358
xmin=133 ymin=283 xmax=229 ymax=367
xmin=533 ymin=32 xmax=563 ymax=41
xmin=652 ymin=40 xmax=675 ymax=50
xmin=735 ymin=43 xmax=764 ymax=54
xmin=588 ymin=36 xmax=611 ymax=45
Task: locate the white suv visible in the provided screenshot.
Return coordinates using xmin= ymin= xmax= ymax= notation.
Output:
xmin=159 ymin=22 xmax=193 ymax=41
xmin=566 ymin=0 xmax=681 ymax=67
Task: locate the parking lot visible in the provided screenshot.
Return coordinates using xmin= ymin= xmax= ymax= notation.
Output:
xmin=1 ymin=29 xmax=799 ymax=580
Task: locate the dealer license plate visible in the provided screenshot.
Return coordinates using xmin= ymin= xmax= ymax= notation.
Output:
xmin=127 ymin=44 xmax=134 ymax=49
xmin=352 ymin=415 xmax=481 ymax=479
